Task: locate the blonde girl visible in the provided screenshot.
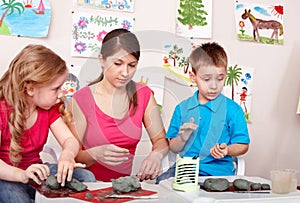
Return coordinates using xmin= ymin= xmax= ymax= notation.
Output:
xmin=0 ymin=44 xmax=95 ymax=203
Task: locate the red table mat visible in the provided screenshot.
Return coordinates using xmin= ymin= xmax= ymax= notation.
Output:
xmin=29 ymin=180 xmax=89 ymax=198
xmin=69 ymin=187 xmax=157 ymax=203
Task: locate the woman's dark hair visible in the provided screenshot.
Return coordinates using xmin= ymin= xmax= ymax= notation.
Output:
xmin=89 ymin=28 xmax=140 ymax=115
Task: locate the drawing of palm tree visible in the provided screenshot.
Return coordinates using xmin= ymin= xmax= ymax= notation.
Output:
xmin=178 ymin=56 xmax=189 ymax=73
xmin=0 ymin=0 xmax=24 ymax=27
xmin=225 ymin=64 xmax=242 ymax=100
xmin=168 ymin=44 xmax=183 ymax=67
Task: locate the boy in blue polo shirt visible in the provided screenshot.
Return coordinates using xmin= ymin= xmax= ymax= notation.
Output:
xmin=156 ymin=42 xmax=250 ymax=183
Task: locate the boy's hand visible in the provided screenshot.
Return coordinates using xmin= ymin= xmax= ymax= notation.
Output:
xmin=210 ymin=143 xmax=228 ymax=159
xmin=178 ymin=117 xmax=198 ymax=142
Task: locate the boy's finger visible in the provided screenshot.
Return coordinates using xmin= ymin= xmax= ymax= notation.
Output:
xmin=219 ymin=143 xmax=227 ymax=149
xmin=190 ymin=117 xmax=194 ymax=123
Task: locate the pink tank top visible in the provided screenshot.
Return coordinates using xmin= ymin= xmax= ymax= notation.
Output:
xmin=73 ymin=83 xmax=151 ymax=181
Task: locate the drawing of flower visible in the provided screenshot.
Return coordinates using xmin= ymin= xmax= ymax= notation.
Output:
xmin=121 ymin=20 xmax=132 ymax=30
xmin=239 ymin=21 xmax=245 ymax=35
xmin=78 ymin=17 xmax=89 ymax=29
xmin=97 ymin=30 xmax=107 ymax=42
xmin=74 ymin=42 xmax=86 ymax=54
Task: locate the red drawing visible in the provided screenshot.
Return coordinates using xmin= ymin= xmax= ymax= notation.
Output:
xmin=237 ymin=87 xmax=251 ymax=113
xmin=23 ymin=0 xmax=33 ymax=8
xmin=271 ymin=5 xmax=283 ymax=19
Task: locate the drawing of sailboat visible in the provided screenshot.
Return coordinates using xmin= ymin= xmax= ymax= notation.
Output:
xmin=33 ymin=0 xmax=45 ymax=15
xmin=24 ymin=0 xmax=33 ymax=8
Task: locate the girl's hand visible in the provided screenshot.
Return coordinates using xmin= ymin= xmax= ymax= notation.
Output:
xmin=136 ymin=151 xmax=163 ymax=181
xmin=210 ymin=143 xmax=228 ymax=159
xmin=88 ymin=144 xmax=130 ymax=166
xmin=56 ymin=149 xmax=79 ymax=186
xmin=178 ymin=117 xmax=198 ymax=142
xmin=23 ymin=164 xmax=50 ymax=185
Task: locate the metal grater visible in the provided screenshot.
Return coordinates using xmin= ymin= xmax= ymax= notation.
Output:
xmin=172 ymin=154 xmax=200 ymax=192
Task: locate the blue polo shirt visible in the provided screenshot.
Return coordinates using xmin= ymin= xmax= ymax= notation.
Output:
xmin=166 ymin=91 xmax=250 ymax=176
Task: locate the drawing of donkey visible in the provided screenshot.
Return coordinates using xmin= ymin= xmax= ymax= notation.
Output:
xmin=241 ymin=9 xmax=283 ymax=43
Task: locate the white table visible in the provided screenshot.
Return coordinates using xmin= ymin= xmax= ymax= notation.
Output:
xmin=35 ymin=181 xmax=188 ymax=203
xmin=159 ymin=176 xmax=300 ymax=203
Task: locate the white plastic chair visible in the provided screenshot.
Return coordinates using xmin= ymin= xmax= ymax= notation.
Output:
xmin=131 ymin=128 xmax=170 ymax=176
xmin=232 ymin=156 xmax=245 ymax=176
xmin=40 ymin=131 xmax=61 ymax=164
xmin=41 ymin=144 xmax=61 ymax=163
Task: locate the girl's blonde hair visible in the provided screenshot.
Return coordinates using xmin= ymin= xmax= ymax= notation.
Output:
xmin=0 ymin=44 xmax=69 ymax=164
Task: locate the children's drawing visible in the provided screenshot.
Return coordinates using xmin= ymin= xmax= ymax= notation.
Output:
xmin=237 ymin=86 xmax=251 ymax=114
xmin=235 ymin=3 xmax=284 ymax=45
xmin=71 ymin=11 xmax=134 ymax=58
xmin=75 ymin=0 xmax=134 ymax=13
xmin=223 ymin=65 xmax=253 ymax=123
xmin=62 ymin=64 xmax=82 ymax=104
xmin=176 ymin=0 xmax=212 ymax=38
xmin=162 ymin=43 xmax=195 ymax=86
xmin=0 ymin=0 xmax=50 ymax=37
xmin=62 ymin=73 xmax=80 ymax=103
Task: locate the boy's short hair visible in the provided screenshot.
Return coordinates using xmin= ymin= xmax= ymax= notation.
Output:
xmin=189 ymin=42 xmax=228 ymax=73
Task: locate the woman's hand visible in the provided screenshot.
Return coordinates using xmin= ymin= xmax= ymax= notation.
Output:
xmin=136 ymin=151 xmax=163 ymax=181
xmin=22 ymin=164 xmax=50 ymax=185
xmin=88 ymin=144 xmax=130 ymax=166
xmin=210 ymin=143 xmax=228 ymax=159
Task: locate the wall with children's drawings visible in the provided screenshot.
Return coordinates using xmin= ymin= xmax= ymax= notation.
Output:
xmin=0 ymin=0 xmax=299 ymax=181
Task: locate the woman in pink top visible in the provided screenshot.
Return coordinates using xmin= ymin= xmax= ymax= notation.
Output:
xmin=0 ymin=45 xmax=95 ymax=203
xmin=69 ymin=28 xmax=169 ymax=182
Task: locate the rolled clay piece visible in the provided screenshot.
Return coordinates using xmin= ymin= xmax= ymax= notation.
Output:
xmin=45 ymin=175 xmax=87 ymax=192
xmin=45 ymin=175 xmax=61 ymax=190
xmin=233 ymin=179 xmax=249 ymax=191
xmin=250 ymin=183 xmax=262 ymax=190
xmin=65 ymin=178 xmax=88 ymax=192
xmin=203 ymin=178 xmax=229 ymax=191
xmin=111 ymin=176 xmax=141 ymax=193
xmin=261 ymin=183 xmax=271 ymax=190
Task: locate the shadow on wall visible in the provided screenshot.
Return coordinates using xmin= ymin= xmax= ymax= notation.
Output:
xmin=269 ymin=42 xmax=300 ymax=171
xmin=78 ymin=58 xmax=101 ymax=87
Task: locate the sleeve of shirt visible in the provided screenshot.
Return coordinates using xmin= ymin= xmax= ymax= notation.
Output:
xmin=0 ymin=102 xmax=8 ymax=131
xmin=166 ymin=105 xmax=182 ymax=139
xmin=0 ymin=112 xmax=3 ymax=131
xmin=229 ymin=105 xmax=250 ymax=144
xmin=48 ymin=103 xmax=61 ymax=125
xmin=141 ymin=85 xmax=152 ymax=110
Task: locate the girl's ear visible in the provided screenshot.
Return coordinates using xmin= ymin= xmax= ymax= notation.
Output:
xmin=25 ymin=83 xmax=34 ymax=96
xmin=189 ymin=70 xmax=196 ymax=83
